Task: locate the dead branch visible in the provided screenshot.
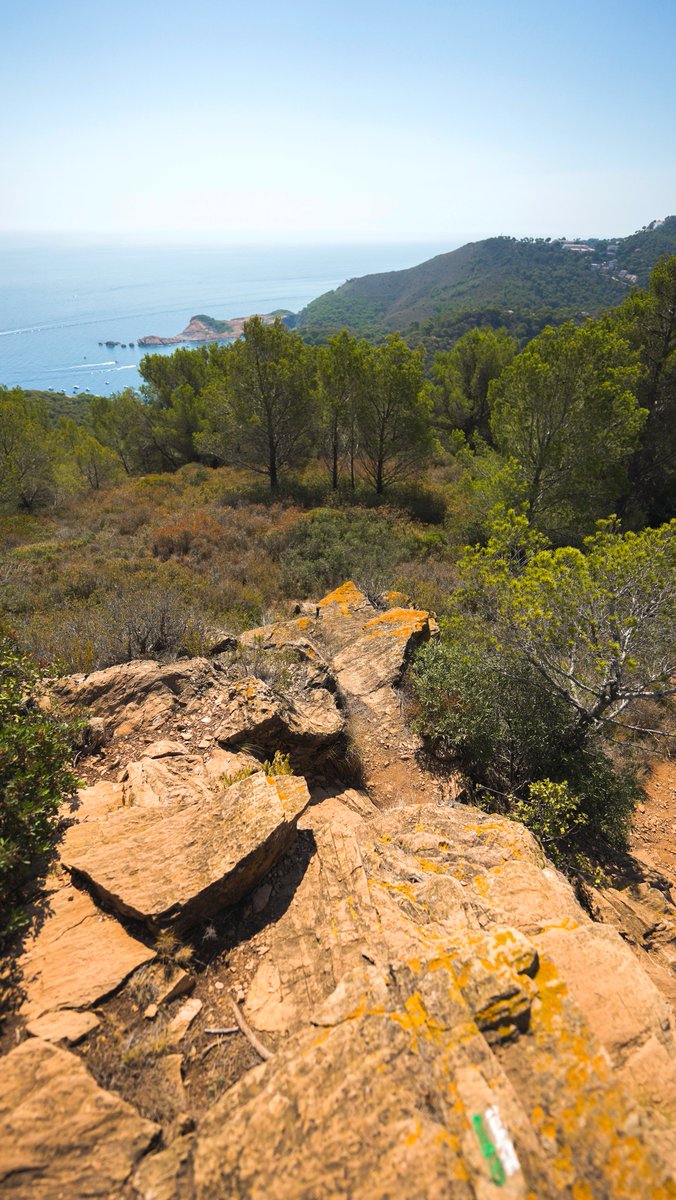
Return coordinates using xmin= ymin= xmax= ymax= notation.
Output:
xmin=228 ymin=993 xmax=273 ymax=1061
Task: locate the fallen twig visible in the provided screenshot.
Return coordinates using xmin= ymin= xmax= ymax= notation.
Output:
xmin=204 ymin=1026 xmax=238 ymax=1036
xmin=198 ymin=1040 xmax=224 ymax=1062
xmin=228 ymin=993 xmax=273 ymax=1061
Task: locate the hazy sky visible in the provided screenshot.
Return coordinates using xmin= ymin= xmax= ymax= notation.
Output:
xmin=2 ymin=0 xmax=675 ymax=241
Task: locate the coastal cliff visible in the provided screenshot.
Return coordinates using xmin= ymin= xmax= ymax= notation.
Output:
xmin=139 ymin=312 xmax=285 ymax=347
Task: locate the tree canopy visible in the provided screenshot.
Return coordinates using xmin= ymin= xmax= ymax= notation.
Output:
xmin=488 ymin=322 xmax=646 ymax=539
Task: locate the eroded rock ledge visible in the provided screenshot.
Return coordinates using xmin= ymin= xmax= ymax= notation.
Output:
xmin=2 ymin=583 xmax=675 ymax=1199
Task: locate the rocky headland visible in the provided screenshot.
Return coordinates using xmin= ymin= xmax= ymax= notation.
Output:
xmin=138 ymin=313 xmax=280 ymax=348
xmin=1 ymin=583 xmax=675 ymax=1198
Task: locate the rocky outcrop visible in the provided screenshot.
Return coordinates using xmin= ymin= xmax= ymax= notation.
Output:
xmin=138 ymin=312 xmax=277 ymax=347
xmin=0 ymin=1039 xmax=158 ymax=1198
xmin=52 ymin=658 xmax=216 ymax=737
xmin=200 ymin=799 xmax=676 ymax=1196
xmin=214 ymin=675 xmax=344 ymax=749
xmin=18 ymin=876 xmax=155 ymax=1023
xmin=3 ymin=582 xmax=675 ymax=1198
xmin=238 ymin=582 xmax=444 ymax=805
xmin=62 ymin=770 xmax=311 ymax=929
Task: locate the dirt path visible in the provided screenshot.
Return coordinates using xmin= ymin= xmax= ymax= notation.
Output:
xmin=631 ymin=758 xmax=676 ymax=885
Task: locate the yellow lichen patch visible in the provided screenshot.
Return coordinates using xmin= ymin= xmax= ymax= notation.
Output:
xmin=416 ymin=857 xmax=447 ymax=875
xmin=390 ymin=991 xmax=446 ymax=1049
xmin=317 ymin=581 xmax=367 ymax=615
xmin=373 ymin=879 xmax=418 ymax=904
xmin=404 ymin=1118 xmax=423 ymax=1147
xmin=362 ymin=609 xmax=430 ymax=642
xmin=571 ymin=1184 xmax=595 ymax=1200
xmin=468 ymin=871 xmax=490 ymax=897
xmin=295 ymin=616 xmax=310 ymax=629
xmin=522 ymin=955 xmax=670 ymax=1193
xmin=309 ymin=1028 xmax=333 ymax=1049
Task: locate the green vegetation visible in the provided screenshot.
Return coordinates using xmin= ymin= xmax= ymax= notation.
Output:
xmin=192 ymin=314 xmax=234 ymax=335
xmin=21 ymin=389 xmax=96 ymax=425
xmin=1 ymin=254 xmax=674 ymax=881
xmin=488 ymin=321 xmax=645 ymax=540
xmin=295 ymin=221 xmax=676 ymax=351
xmin=279 ymin=508 xmax=423 ymax=597
xmin=0 ymin=630 xmax=81 ymax=941
xmin=412 ymin=511 xmax=674 ymax=862
xmin=197 ymin=317 xmax=316 ymax=488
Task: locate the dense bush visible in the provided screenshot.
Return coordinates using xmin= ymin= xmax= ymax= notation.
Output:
xmin=411 ymin=635 xmax=639 ymax=857
xmin=0 ymin=631 xmax=80 ymax=941
xmin=150 ymin=512 xmax=226 ymax=560
xmin=17 ymin=586 xmax=208 ymax=674
xmin=279 ymin=507 xmax=422 ymax=598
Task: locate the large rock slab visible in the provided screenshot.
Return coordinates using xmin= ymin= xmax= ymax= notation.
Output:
xmin=62 ymin=771 xmax=311 ymax=929
xmin=197 ymin=954 xmax=672 ymax=1199
xmin=18 ymin=879 xmax=155 ymax=1021
xmin=214 ymin=675 xmax=344 ymax=750
xmin=53 ymin=657 xmax=216 ymax=735
xmin=235 ymin=583 xmax=441 ymax=806
xmin=316 ymin=585 xmax=441 ymax=805
xmin=0 ymin=1039 xmax=158 ymax=1198
xmin=24 ymin=1009 xmax=100 ymax=1045
xmin=241 ymin=801 xmax=676 ymax=1185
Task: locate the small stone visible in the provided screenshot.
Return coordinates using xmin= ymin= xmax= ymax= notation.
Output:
xmin=214 ymin=982 xmax=225 ymax=991
xmin=156 ymin=967 xmax=194 ymax=1007
xmin=25 ymin=1010 xmax=100 ymax=1045
xmin=252 ymin=883 xmax=272 ymax=914
xmin=168 ymin=997 xmax=203 ymax=1043
xmin=144 ymin=1004 xmax=159 ymax=1020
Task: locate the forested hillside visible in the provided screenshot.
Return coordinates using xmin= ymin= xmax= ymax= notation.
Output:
xmin=295 ymin=218 xmax=676 ymax=349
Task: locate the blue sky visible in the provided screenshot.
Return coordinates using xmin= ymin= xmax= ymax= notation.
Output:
xmin=2 ymin=0 xmax=675 ymax=240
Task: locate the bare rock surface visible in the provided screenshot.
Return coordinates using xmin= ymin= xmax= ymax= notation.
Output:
xmin=62 ymin=770 xmax=310 ymax=928
xmin=24 ymin=1008 xmax=100 ymax=1044
xmin=201 ymin=802 xmax=674 ymax=1197
xmin=241 ymin=582 xmax=443 ymax=806
xmin=53 ymin=657 xmax=216 ymax=736
xmin=214 ymin=674 xmax=344 ymax=749
xmin=197 ymin=953 xmax=672 ymax=1199
xmin=4 ymin=581 xmax=675 ymax=1198
xmin=0 ymin=1039 xmax=158 ymax=1198
xmin=18 ymin=878 xmax=155 ymax=1021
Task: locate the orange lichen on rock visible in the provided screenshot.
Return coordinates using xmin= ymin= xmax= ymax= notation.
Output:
xmin=317 ymin=581 xmax=368 ymax=616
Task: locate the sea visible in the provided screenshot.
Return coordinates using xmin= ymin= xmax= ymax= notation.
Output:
xmin=0 ymin=237 xmax=454 ymax=398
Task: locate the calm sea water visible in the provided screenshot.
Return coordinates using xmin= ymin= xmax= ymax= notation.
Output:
xmin=0 ymin=238 xmax=453 ymax=397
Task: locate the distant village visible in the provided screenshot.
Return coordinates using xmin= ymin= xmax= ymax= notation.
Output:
xmin=557 ymin=218 xmax=667 ymax=286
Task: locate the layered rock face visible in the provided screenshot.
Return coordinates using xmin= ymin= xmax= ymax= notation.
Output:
xmin=2 ymin=583 xmax=675 ymax=1199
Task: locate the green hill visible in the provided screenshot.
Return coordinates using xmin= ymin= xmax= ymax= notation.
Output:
xmin=0 ymin=388 xmax=98 ymax=425
xmin=295 ymin=218 xmax=676 ymax=346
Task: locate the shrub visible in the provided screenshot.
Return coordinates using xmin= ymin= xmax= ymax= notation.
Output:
xmin=411 ymin=634 xmax=639 ymax=852
xmin=511 ymin=780 xmax=587 ymax=857
xmin=16 ymin=586 xmax=207 ymax=673
xmin=279 ymin=508 xmax=421 ymax=598
xmin=220 ymin=638 xmax=296 ymax=690
xmin=150 ymin=513 xmax=225 ymax=561
xmin=0 ymin=630 xmax=80 ymax=941
xmin=261 ymin=750 xmax=293 ymax=776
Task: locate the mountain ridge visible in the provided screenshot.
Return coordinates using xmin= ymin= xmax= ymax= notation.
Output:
xmin=293 ymin=217 xmax=676 ymax=343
